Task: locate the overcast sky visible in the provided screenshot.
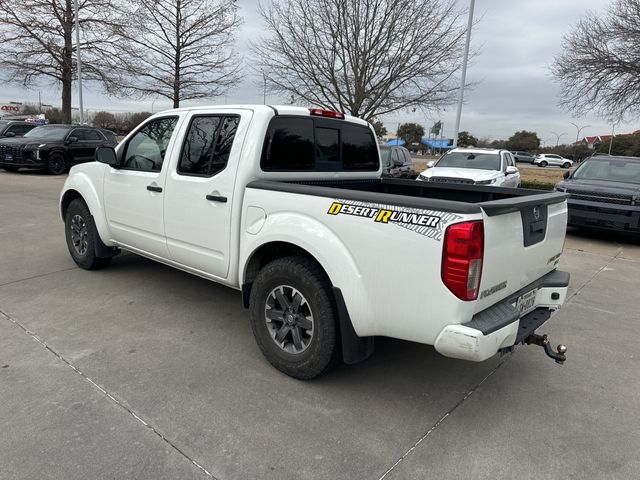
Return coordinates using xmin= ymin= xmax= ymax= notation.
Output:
xmin=1 ymin=0 xmax=634 ymax=144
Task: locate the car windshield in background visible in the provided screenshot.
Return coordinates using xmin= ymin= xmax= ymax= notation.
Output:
xmin=436 ymin=152 xmax=500 ymax=171
xmin=572 ymin=159 xmax=640 ymax=184
xmin=23 ymin=126 xmax=70 ymax=140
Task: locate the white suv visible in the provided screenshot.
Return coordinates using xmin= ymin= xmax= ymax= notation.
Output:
xmin=534 ymin=154 xmax=573 ymax=168
xmin=417 ymin=148 xmax=521 ymax=187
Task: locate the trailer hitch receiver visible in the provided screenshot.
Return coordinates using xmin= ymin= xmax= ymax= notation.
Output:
xmin=525 ymin=333 xmax=567 ymax=364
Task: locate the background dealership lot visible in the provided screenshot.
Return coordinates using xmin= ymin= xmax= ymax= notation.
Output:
xmin=1 ymin=171 xmax=639 ymax=479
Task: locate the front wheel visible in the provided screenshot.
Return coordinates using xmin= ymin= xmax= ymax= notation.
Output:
xmin=64 ymin=199 xmax=111 ymax=270
xmin=562 ymin=162 xmax=571 ymax=169
xmin=249 ymin=256 xmax=339 ymax=379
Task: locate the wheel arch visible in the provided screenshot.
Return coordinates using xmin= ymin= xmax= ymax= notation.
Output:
xmin=60 ymin=171 xmax=114 ymax=248
xmin=241 ymin=240 xmax=374 ymax=365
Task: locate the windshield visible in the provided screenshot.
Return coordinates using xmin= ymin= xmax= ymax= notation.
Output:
xmin=23 ymin=126 xmax=70 ymax=140
xmin=379 ymin=147 xmax=391 ymax=166
xmin=572 ymin=159 xmax=640 ymax=184
xmin=436 ymin=152 xmax=501 ymax=171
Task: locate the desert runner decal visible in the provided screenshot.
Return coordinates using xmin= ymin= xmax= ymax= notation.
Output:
xmin=326 ymin=199 xmax=463 ymax=241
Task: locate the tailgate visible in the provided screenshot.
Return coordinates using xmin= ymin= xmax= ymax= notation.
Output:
xmin=474 ymin=192 xmax=568 ymax=312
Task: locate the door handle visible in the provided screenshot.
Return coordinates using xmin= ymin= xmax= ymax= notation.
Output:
xmin=147 ymin=185 xmax=163 ymax=192
xmin=206 ymin=194 xmax=227 ymax=203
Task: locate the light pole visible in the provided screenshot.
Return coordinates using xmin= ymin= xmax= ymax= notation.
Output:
xmin=608 ymin=123 xmax=616 ymax=155
xmin=550 ymin=131 xmax=567 ymax=147
xmin=570 ymin=122 xmax=591 ymax=143
xmin=262 ymin=71 xmax=267 ymax=104
xmin=74 ymin=0 xmax=84 ymax=124
xmin=452 ymin=0 xmax=475 ymax=147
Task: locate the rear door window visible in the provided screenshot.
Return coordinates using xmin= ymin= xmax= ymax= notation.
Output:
xmin=178 ymin=115 xmax=240 ymax=177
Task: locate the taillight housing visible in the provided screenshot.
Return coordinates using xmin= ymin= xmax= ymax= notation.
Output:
xmin=441 ymin=221 xmax=484 ymax=301
xmin=309 ymin=108 xmax=345 ymax=119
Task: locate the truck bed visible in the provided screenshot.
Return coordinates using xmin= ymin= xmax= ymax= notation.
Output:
xmin=247 ymin=177 xmax=568 ymax=215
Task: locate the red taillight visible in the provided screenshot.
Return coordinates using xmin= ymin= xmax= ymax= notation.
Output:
xmin=309 ymin=108 xmax=345 ymax=119
xmin=441 ymin=221 xmax=484 ymax=301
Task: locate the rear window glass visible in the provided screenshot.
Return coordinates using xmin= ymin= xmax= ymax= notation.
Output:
xmin=261 ymin=116 xmax=378 ymax=172
xmin=436 ymin=152 xmax=501 ymax=171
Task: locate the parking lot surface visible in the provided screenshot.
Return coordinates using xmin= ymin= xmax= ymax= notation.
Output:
xmin=1 ymin=171 xmax=639 ymax=479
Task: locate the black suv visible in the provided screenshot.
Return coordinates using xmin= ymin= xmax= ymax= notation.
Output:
xmin=380 ymin=145 xmax=414 ymax=178
xmin=0 ymin=124 xmax=117 ymax=174
xmin=555 ymin=155 xmax=640 ymax=234
xmin=0 ymin=120 xmax=37 ymax=138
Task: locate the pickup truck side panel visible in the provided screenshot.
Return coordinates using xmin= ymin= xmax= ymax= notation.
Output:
xmin=240 ymin=187 xmax=483 ymax=343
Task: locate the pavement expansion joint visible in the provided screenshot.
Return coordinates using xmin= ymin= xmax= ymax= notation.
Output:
xmin=376 ymin=355 xmax=511 ymax=480
xmin=565 ymin=249 xmax=624 ymax=305
xmin=0 ymin=308 xmax=219 ymax=480
xmin=0 ymin=266 xmax=78 ymax=289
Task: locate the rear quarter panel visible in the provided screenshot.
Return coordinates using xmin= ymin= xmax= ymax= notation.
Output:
xmin=240 ymin=187 xmax=482 ymax=344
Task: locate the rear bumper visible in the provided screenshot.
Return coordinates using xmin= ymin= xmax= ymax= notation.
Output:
xmin=434 ymin=270 xmax=570 ymax=362
xmin=567 ymin=199 xmax=640 ymax=233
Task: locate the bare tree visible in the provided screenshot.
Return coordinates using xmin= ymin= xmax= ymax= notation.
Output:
xmin=108 ymin=0 xmax=242 ymax=108
xmin=253 ymin=0 xmax=469 ymax=121
xmin=552 ymin=0 xmax=640 ymax=119
xmin=0 ymin=0 xmax=115 ymax=123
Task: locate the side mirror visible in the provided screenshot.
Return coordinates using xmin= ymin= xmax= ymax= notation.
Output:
xmin=67 ymin=136 xmax=78 ymax=143
xmin=95 ymin=146 xmax=119 ymax=168
xmin=426 ymin=160 xmax=436 ymax=168
xmin=563 ymin=171 xmax=571 ymax=179
xmin=5 ymin=131 xmax=16 ymax=138
xmin=506 ymin=166 xmax=518 ymax=175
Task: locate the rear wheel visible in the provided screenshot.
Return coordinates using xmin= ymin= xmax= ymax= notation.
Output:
xmin=64 ymin=199 xmax=111 ymax=270
xmin=562 ymin=162 xmax=571 ymax=169
xmin=249 ymin=256 xmax=339 ymax=379
xmin=3 ymin=166 xmax=19 ymax=172
xmin=539 ymin=161 xmax=548 ymax=167
xmin=47 ymin=152 xmax=67 ymax=175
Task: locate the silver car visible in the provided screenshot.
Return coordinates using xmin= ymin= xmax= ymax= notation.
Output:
xmin=534 ymin=154 xmax=573 ymax=168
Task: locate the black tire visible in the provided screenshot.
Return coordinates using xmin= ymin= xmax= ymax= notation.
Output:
xmin=47 ymin=152 xmax=67 ymax=175
xmin=249 ymin=256 xmax=339 ymax=379
xmin=539 ymin=161 xmax=548 ymax=167
xmin=3 ymin=166 xmax=19 ymax=172
xmin=562 ymin=162 xmax=571 ymax=169
xmin=64 ymin=199 xmax=111 ymax=270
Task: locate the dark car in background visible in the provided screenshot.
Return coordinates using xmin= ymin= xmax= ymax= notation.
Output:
xmin=380 ymin=145 xmax=414 ymax=178
xmin=511 ymin=150 xmax=536 ymax=163
xmin=555 ymin=155 xmax=640 ymax=234
xmin=0 ymin=120 xmax=37 ymax=138
xmin=0 ymin=125 xmax=117 ymax=174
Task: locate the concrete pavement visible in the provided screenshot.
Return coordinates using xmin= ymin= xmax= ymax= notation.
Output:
xmin=1 ymin=171 xmax=639 ymax=479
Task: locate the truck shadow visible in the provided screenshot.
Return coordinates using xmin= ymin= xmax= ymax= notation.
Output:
xmin=105 ymin=253 xmax=503 ymax=393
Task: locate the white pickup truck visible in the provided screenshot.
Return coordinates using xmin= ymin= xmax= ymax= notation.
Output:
xmin=60 ymin=105 xmax=570 ymax=379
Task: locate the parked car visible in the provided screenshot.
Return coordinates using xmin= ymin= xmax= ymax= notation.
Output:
xmin=380 ymin=145 xmax=414 ymax=178
xmin=417 ymin=147 xmax=521 ymax=187
xmin=534 ymin=154 xmax=573 ymax=168
xmin=59 ymin=106 xmax=570 ymax=378
xmin=0 ymin=120 xmax=37 ymax=138
xmin=511 ymin=150 xmax=536 ymax=163
xmin=0 ymin=124 xmax=117 ymax=174
xmin=555 ymin=155 xmax=640 ymax=234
